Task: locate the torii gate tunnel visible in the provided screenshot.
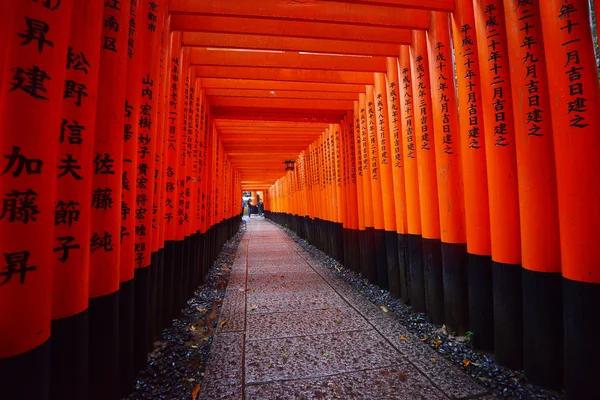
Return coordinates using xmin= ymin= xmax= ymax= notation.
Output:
xmin=0 ymin=0 xmax=599 ymax=399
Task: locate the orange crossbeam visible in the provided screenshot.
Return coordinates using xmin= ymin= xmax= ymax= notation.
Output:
xmin=196 ymin=66 xmax=374 ymax=84
xmin=200 ymin=79 xmax=365 ymax=93
xmin=209 ymin=97 xmax=354 ymax=110
xmin=190 ymin=49 xmax=387 ymax=72
xmin=182 ymin=32 xmax=403 ymax=57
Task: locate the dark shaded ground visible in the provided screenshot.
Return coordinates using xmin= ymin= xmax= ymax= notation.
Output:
xmin=277 ymin=224 xmax=564 ymax=400
xmin=125 ymin=223 xmax=245 ymax=400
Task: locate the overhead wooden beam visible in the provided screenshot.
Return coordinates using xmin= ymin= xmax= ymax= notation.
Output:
xmin=172 ymin=15 xmax=413 ymax=42
xmin=209 ymin=97 xmax=354 ymax=110
xmin=190 ymin=49 xmax=387 ymax=72
xmin=325 ymin=0 xmax=454 ymax=12
xmin=169 ymin=0 xmax=429 ymax=29
xmin=201 ymin=78 xmax=366 ymax=93
xmin=204 ymin=89 xmax=358 ymax=100
xmin=210 ymin=107 xmax=344 ymax=123
xmin=182 ymin=32 xmax=402 ymax=57
xmin=196 ymin=66 xmax=374 ymax=84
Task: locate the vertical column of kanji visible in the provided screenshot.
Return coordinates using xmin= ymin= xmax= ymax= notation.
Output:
xmin=180 ymin=66 xmax=192 ymax=302
xmin=473 ymin=0 xmax=523 ymax=369
xmin=209 ymin=121 xmax=218 ymax=266
xmin=366 ymin=85 xmax=388 ymax=290
xmin=450 ymin=0 xmax=493 ymax=351
xmin=387 ymin=57 xmax=410 ymax=303
xmin=539 ymin=1 xmax=600 ymax=395
xmin=353 ymin=102 xmax=368 ymax=279
xmin=306 ymin=144 xmax=315 ymax=242
xmin=191 ymin=79 xmax=202 ymax=289
xmin=399 ymin=45 xmax=425 ymax=313
xmin=153 ymin=10 xmax=170 ymax=338
xmin=0 ymin=2 xmax=72 ymax=400
xmin=332 ymin=124 xmax=344 ymax=263
xmin=131 ymin=0 xmax=162 ymax=372
xmin=186 ymin=67 xmax=197 ymax=300
xmin=339 ymin=118 xmax=351 ymax=270
xmin=374 ymin=73 xmax=400 ymax=298
xmin=172 ymin=44 xmax=187 ymax=317
xmin=201 ymin=102 xmax=213 ymax=278
xmin=88 ymin=1 xmax=128 ymax=398
xmin=199 ymin=92 xmax=210 ymax=279
xmin=328 ymin=127 xmax=338 ymax=259
xmin=428 ymin=11 xmax=469 ymax=335
xmin=118 ymin=1 xmax=142 ymax=392
xmin=316 ymin=133 xmax=326 ymax=252
xmin=50 ymin=2 xmax=102 ymax=399
xmin=359 ymin=94 xmax=377 ymax=284
xmin=411 ymin=31 xmax=444 ymax=324
xmin=504 ymin=0 xmax=562 ymax=387
xmin=161 ymin=32 xmax=181 ymax=328
xmin=345 ymin=112 xmax=361 ymax=274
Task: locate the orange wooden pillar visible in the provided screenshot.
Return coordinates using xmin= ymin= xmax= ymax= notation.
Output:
xmin=386 ymin=57 xmax=410 ymax=302
xmin=332 ymin=124 xmax=345 ymax=263
xmin=504 ymin=0 xmax=563 ymax=387
xmin=366 ymin=85 xmax=388 ymax=289
xmin=353 ymin=101 xmax=369 ymax=280
xmin=343 ymin=112 xmax=361 ymax=274
xmin=399 ymin=46 xmax=426 ymax=312
xmin=190 ymin=78 xmax=202 ymax=291
xmin=358 ymin=94 xmax=378 ymax=284
xmin=539 ymin=0 xmax=600 ymax=396
xmin=87 ymin=2 xmax=129 ymax=398
xmin=118 ymin=0 xmax=142 ymax=392
xmin=162 ymin=32 xmax=182 ymax=326
xmin=450 ymin=0 xmax=494 ymax=350
xmin=411 ymin=31 xmax=444 ymax=324
xmin=474 ymin=0 xmax=523 ymax=369
xmin=48 ymin=1 xmax=102 ymax=398
xmin=199 ymin=91 xmax=211 ymax=279
xmin=374 ymin=73 xmax=401 ymax=297
xmin=0 ymin=2 xmax=72 ymax=399
xmin=428 ymin=11 xmax=469 ymax=334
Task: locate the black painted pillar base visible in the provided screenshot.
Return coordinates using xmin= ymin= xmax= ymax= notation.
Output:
xmin=385 ymin=230 xmax=400 ymax=298
xmin=467 ymin=253 xmax=494 ymax=350
xmin=522 ymin=269 xmax=562 ymax=389
xmin=349 ymin=229 xmax=360 ymax=273
xmin=407 ymin=234 xmax=426 ymax=313
xmin=422 ymin=238 xmax=444 ymax=324
xmin=441 ymin=242 xmax=469 ymax=335
xmin=148 ymin=253 xmax=157 ymax=352
xmin=343 ymin=227 xmax=350 ymax=268
xmin=397 ymin=233 xmax=409 ymax=303
xmin=155 ymin=247 xmax=164 ymax=336
xmin=50 ymin=310 xmax=89 ymax=400
xmin=365 ymin=227 xmax=378 ymax=285
xmin=374 ymin=229 xmax=388 ymax=290
xmin=336 ymin=222 xmax=344 ymax=264
xmin=89 ymin=291 xmax=120 ymax=400
xmin=118 ymin=278 xmax=134 ymax=397
xmin=162 ymin=240 xmax=175 ymax=329
xmin=563 ymin=277 xmax=600 ymax=398
xmin=182 ymin=235 xmax=191 ymax=306
xmin=0 ymin=340 xmax=50 ymax=400
xmin=358 ymin=229 xmax=369 ymax=279
xmin=492 ymin=261 xmax=523 ymax=370
xmin=172 ymin=239 xmax=184 ymax=319
xmin=133 ymin=267 xmax=150 ymax=375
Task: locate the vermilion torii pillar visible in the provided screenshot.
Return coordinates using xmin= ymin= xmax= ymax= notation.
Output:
xmin=51 ymin=1 xmax=103 ymax=399
xmin=411 ymin=31 xmax=444 ymax=325
xmin=428 ymin=11 xmax=469 ymax=335
xmin=399 ymin=45 xmax=425 ymax=313
xmin=353 ymin=100 xmax=369 ymax=280
xmin=88 ymin=2 xmax=129 ymax=398
xmin=539 ymin=0 xmax=600 ymax=396
xmin=451 ymin=0 xmax=494 ymax=351
xmin=1 ymin=2 xmax=73 ymax=400
xmin=386 ymin=57 xmax=410 ymax=302
xmin=504 ymin=0 xmax=562 ymax=388
xmin=473 ymin=0 xmax=523 ymax=370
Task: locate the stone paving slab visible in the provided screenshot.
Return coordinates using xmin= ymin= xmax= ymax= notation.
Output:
xmin=200 ymin=219 xmax=493 ymax=399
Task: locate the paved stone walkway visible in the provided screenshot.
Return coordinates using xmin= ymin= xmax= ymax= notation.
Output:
xmin=200 ymin=218 xmax=495 ymax=400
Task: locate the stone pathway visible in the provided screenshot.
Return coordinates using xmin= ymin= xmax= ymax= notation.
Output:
xmin=200 ymin=218 xmax=495 ymax=400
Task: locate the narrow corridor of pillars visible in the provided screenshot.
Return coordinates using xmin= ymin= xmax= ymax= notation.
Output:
xmin=1 ymin=0 xmax=599 ymax=398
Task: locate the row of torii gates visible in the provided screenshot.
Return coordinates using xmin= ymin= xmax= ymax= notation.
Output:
xmin=1 ymin=0 xmax=599 ymax=399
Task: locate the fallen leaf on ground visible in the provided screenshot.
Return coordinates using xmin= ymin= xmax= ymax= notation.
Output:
xmin=322 ymin=307 xmax=330 ymax=310
xmin=250 ymin=305 xmax=257 ymax=311
xmin=219 ymin=320 xmax=228 ymax=328
xmin=398 ymin=372 xmax=408 ymax=382
xmin=186 ymin=378 xmax=195 ymax=382
xmin=380 ymin=305 xmax=389 ymax=313
xmin=190 ymin=325 xmax=197 ymax=331
xmin=400 ymin=335 xmax=409 ymax=342
xmin=431 ymin=357 xmax=437 ymax=361
xmin=196 ymin=307 xmax=208 ymax=313
xmin=191 ymin=345 xmax=198 ymax=349
xmin=433 ymin=338 xmax=441 ymax=349
xmin=192 ymin=384 xmax=200 ymax=400
xmin=462 ymin=359 xmax=470 ymax=367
